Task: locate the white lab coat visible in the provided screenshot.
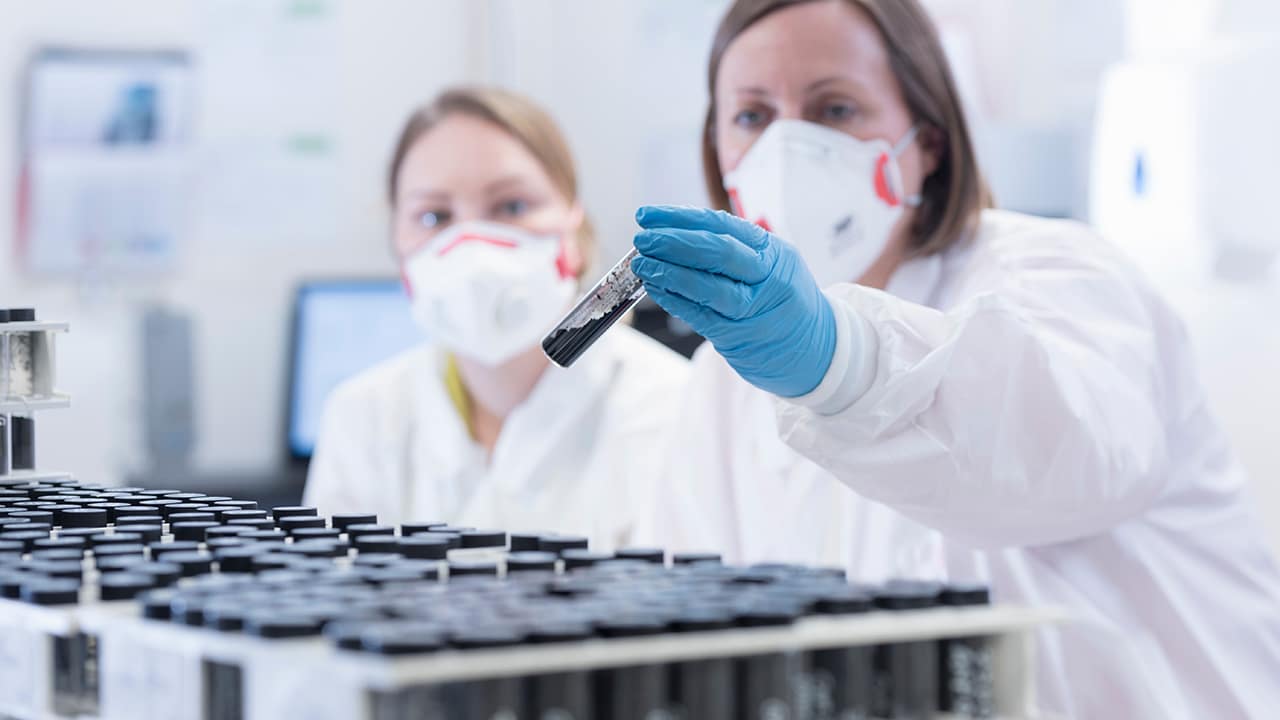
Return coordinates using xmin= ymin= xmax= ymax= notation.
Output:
xmin=304 ymin=325 xmax=688 ymax=551
xmin=642 ymin=209 xmax=1280 ymax=718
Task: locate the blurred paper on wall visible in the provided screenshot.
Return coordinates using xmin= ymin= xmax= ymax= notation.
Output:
xmin=17 ymin=48 xmax=194 ymax=276
xmin=196 ymin=0 xmax=342 ymax=246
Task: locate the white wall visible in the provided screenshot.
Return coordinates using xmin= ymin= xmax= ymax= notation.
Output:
xmin=0 ymin=0 xmax=478 ymax=484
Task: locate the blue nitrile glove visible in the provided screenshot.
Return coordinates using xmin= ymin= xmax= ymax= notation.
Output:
xmin=631 ymin=205 xmax=837 ymax=398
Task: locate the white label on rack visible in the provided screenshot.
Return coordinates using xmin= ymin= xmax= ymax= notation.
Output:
xmin=0 ymin=616 xmax=40 ymax=713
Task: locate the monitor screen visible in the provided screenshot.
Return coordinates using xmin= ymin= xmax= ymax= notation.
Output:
xmin=287 ymin=279 xmax=421 ymax=459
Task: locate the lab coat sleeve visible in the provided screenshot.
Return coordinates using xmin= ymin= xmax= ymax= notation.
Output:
xmin=775 ymin=225 xmax=1169 ymax=549
xmin=302 ymin=385 xmax=377 ymax=518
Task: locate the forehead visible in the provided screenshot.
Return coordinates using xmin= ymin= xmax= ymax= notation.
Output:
xmin=716 ymin=0 xmax=892 ymax=92
xmin=397 ymin=114 xmax=549 ymax=193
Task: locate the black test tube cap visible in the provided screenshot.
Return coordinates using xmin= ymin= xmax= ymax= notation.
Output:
xmin=12 ymin=510 xmax=54 ymax=525
xmin=278 ymin=516 xmax=326 ymax=534
xmin=95 ymin=555 xmax=146 ymax=573
xmin=151 ymin=540 xmax=201 ymax=557
xmin=940 ymin=583 xmax=991 ymax=607
xmin=875 ymin=580 xmax=943 ymax=611
xmin=94 ymin=544 xmax=147 ymax=560
xmin=28 ymin=559 xmax=83 ymax=581
xmin=90 ymin=532 xmax=143 ymax=547
xmin=113 ymin=524 xmax=163 ymax=543
xmin=30 ymin=548 xmax=84 ymax=562
xmin=344 ymin=523 xmax=394 ymax=539
xmin=271 ymin=505 xmax=318 ymax=521
xmin=538 ymin=534 xmax=589 ymax=555
xmin=0 ymin=530 xmax=50 ymax=552
xmin=167 ymin=511 xmax=216 ymax=524
xmin=163 ymin=551 xmax=214 ymax=577
xmin=459 ymin=529 xmax=507 ymax=548
xmin=214 ymin=546 xmax=259 ymax=573
xmin=673 ymin=552 xmax=722 ymax=565
xmin=399 ymin=520 xmax=446 ymax=535
xmin=20 ymin=578 xmax=80 ymax=605
xmin=129 ymin=561 xmax=183 ymax=587
xmin=561 ymin=549 xmax=612 ymax=570
xmin=352 ymin=534 xmax=400 ymax=554
xmin=99 ymin=573 xmax=157 ymax=601
xmin=245 ymin=612 xmax=323 ymax=639
xmin=360 ymin=624 xmax=445 ymax=655
xmin=171 ymin=521 xmax=219 ymax=542
xmin=509 ymin=532 xmax=544 ymax=551
xmin=448 ymin=559 xmax=499 ymax=577
xmin=450 ymin=625 xmax=525 ymax=650
xmin=330 ymin=513 xmax=377 ymax=531
xmin=226 ymin=518 xmax=276 ymax=530
xmin=506 ymin=551 xmax=558 ymax=573
xmin=290 ymin=527 xmax=341 ymax=542
xmin=398 ymin=536 xmax=450 ymax=560
xmin=221 ymin=509 xmax=269 ymax=521
xmin=410 ymin=531 xmax=461 ymax=549
xmin=33 ymin=536 xmax=86 ymax=553
xmin=205 ymin=526 xmax=252 ymax=540
xmin=615 ymin=547 xmax=666 ymax=564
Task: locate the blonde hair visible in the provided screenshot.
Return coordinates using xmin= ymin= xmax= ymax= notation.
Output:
xmin=387 ymin=86 xmax=596 ymax=275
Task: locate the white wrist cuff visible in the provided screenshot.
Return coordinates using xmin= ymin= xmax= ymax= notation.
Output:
xmin=781 ymin=289 xmax=879 ymax=416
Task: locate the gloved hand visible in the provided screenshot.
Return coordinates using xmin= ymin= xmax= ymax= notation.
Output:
xmin=631 ymin=204 xmax=837 ymax=398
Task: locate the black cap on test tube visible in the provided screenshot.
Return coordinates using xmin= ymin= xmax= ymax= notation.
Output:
xmin=33 ymin=536 xmax=86 ymax=553
xmin=162 ymin=551 xmax=214 ymax=578
xmin=0 ymin=530 xmax=50 ymax=552
xmin=113 ymin=524 xmax=163 ymax=543
xmin=875 ymin=580 xmax=943 ymax=611
xmin=226 ymin=518 xmax=276 ymax=530
xmin=615 ymin=547 xmax=666 ymax=564
xmin=271 ymin=505 xmax=318 ymax=521
xmin=506 ymin=551 xmax=558 ymax=573
xmin=151 ymin=541 xmax=201 ymax=558
xmin=214 ymin=546 xmax=258 ymax=573
xmin=360 ymin=624 xmax=446 ymax=655
xmin=673 ymin=551 xmax=722 ymax=565
xmin=205 ymin=525 xmax=252 ymax=540
xmin=410 ymin=531 xmax=461 ymax=549
xmin=352 ymin=534 xmax=400 ymax=554
xmin=93 ymin=544 xmax=147 ymax=560
xmin=596 ymin=615 xmax=667 ymax=638
xmin=90 ymin=532 xmax=143 ymax=547
xmin=113 ymin=506 xmax=162 ymax=521
xmin=0 ymin=570 xmax=30 ymax=598
xmin=94 ymin=555 xmax=146 ymax=573
xmin=128 ymin=561 xmax=183 ymax=587
xmin=141 ymin=589 xmax=177 ymax=619
xmin=329 ymin=513 xmax=377 ymax=531
xmin=448 ymin=559 xmax=499 ymax=577
xmin=221 ymin=509 xmax=269 ymax=521
xmin=30 ymin=548 xmax=84 ymax=562
xmin=20 ymin=578 xmax=79 ymax=605
xmin=344 ymin=523 xmax=395 ymax=540
xmin=27 ymin=559 xmax=83 ymax=581
xmin=213 ymin=499 xmax=258 ymax=510
xmin=244 ymin=611 xmax=324 ymax=639
xmin=450 ymin=624 xmax=526 ymax=650
xmin=0 ymin=540 xmax=22 ymax=553
xmin=99 ymin=573 xmax=156 ymax=601
xmin=459 ymin=529 xmax=507 ymax=548
xmin=291 ymin=527 xmax=341 ymax=542
xmin=171 ymin=521 xmax=219 ymax=542
xmin=86 ymin=502 xmax=130 ymax=521
xmin=279 ymin=516 xmax=326 ymax=534
xmin=13 ymin=510 xmax=54 ymax=525
xmin=398 ymin=536 xmax=450 ymax=560
xmin=562 ymin=549 xmax=612 ymax=570
xmin=939 ymin=583 xmax=990 ymax=607
xmin=168 ymin=511 xmax=215 ymax=524
xmin=538 ymin=534 xmax=589 ymax=555
xmin=8 ymin=308 xmax=35 ymax=322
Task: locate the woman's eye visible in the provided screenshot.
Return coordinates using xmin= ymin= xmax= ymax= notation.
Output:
xmin=495 ymin=199 xmax=529 ymax=218
xmin=821 ymin=102 xmax=857 ymax=123
xmin=733 ymin=108 xmax=768 ymax=129
xmin=418 ymin=210 xmax=449 ymax=229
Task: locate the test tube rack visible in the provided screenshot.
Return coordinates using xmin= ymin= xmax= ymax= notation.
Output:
xmin=0 ymin=495 xmax=1064 ymax=720
xmin=0 ymin=314 xmax=70 ymax=486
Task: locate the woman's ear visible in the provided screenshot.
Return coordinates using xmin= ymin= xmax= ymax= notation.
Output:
xmin=919 ymin=124 xmax=945 ymax=178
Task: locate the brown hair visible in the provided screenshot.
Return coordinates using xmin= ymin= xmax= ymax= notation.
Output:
xmin=703 ymin=0 xmax=992 ymax=255
xmin=387 ymin=86 xmax=596 ymax=273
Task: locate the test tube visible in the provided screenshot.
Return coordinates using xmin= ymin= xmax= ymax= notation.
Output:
xmin=938 ymin=583 xmax=995 ymax=718
xmin=542 ymin=248 xmax=646 ymax=367
xmin=11 ymin=417 xmax=34 ymax=471
xmin=7 ymin=309 xmax=35 ymax=398
xmin=0 ymin=309 xmax=10 ymax=399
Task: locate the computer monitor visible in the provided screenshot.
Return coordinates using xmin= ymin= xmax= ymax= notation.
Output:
xmin=286 ymin=279 xmax=421 ymax=461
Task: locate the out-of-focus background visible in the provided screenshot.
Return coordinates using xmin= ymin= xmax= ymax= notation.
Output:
xmin=1 ymin=0 xmax=1277 ymax=547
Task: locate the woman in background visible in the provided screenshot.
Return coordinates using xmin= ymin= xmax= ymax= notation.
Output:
xmin=305 ymin=87 xmax=687 ymax=549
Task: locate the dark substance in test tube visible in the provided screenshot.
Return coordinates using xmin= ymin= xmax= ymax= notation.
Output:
xmin=938 ymin=583 xmax=995 ymax=718
xmin=669 ymin=607 xmax=737 ymax=720
xmin=872 ymin=581 xmax=942 ymax=720
xmin=10 ymin=417 xmax=34 ymax=470
xmin=542 ymin=293 xmax=637 ymax=368
xmin=525 ymin=621 xmax=595 ymax=720
xmin=594 ymin=616 xmax=671 ymax=720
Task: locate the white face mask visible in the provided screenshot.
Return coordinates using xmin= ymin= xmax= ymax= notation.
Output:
xmin=724 ymin=119 xmax=919 ymax=287
xmin=403 ymin=220 xmax=577 ymax=366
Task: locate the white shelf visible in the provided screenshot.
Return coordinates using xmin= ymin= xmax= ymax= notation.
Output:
xmin=0 ymin=394 xmax=71 ymax=415
xmin=0 ymin=321 xmax=68 ymax=334
xmin=0 ymin=469 xmax=73 ymax=484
